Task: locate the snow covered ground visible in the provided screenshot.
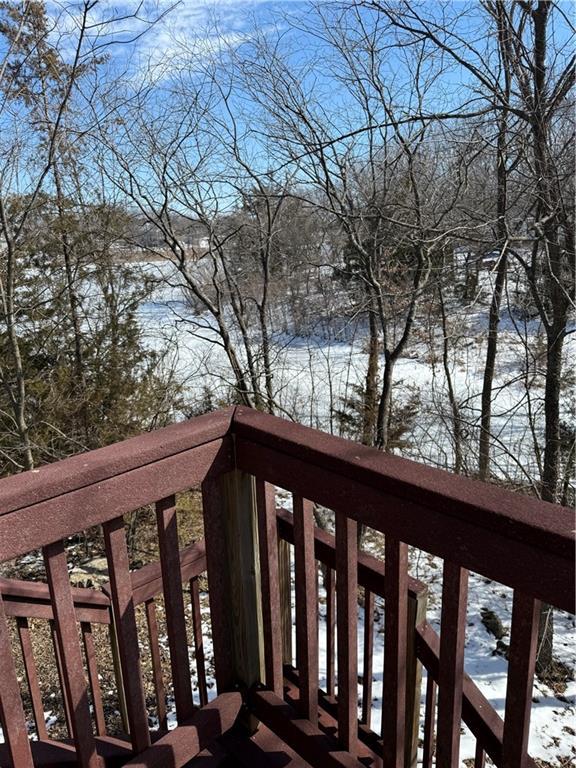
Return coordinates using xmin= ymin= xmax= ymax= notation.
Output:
xmin=134 ymin=260 xmax=575 ymax=765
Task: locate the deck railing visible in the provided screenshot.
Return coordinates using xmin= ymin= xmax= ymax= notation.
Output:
xmin=0 ymin=407 xmax=573 ymax=768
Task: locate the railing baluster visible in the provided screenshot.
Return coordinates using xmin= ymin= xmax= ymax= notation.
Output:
xmin=422 ymin=675 xmax=436 ymax=768
xmin=16 ymin=616 xmax=47 ymax=740
xmin=43 ymin=540 xmax=103 ymax=768
xmin=501 ymin=592 xmax=540 ymax=768
xmin=256 ymin=480 xmax=283 ymax=696
xmin=405 ymin=588 xmax=427 ymax=768
xmin=475 ymin=741 xmax=485 ymax=768
xmin=50 ymin=618 xmax=74 ymax=737
xmin=81 ymin=621 xmax=106 ymax=737
xmin=0 ymin=593 xmax=34 ymax=767
xmin=361 ymin=588 xmax=374 ymax=728
xmin=335 ymin=511 xmax=358 ymax=754
xmin=382 ymin=538 xmax=409 ymax=768
xmin=145 ymin=598 xmax=167 ymax=732
xmin=278 ymin=538 xmax=293 ymax=666
xmin=103 ymin=517 xmax=150 ymax=752
xmin=293 ymin=494 xmax=318 ymax=723
xmin=436 ymin=561 xmax=469 ymax=768
xmin=326 ymin=567 xmax=336 ymax=698
xmin=189 ymin=577 xmax=208 ymax=706
xmin=156 ymin=495 xmax=194 ymax=722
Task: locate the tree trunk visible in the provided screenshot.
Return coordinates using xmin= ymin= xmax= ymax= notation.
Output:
xmin=362 ymin=302 xmax=379 ymax=446
xmin=478 ymin=251 xmax=508 ymax=480
xmin=0 ymin=219 xmax=34 ymax=471
xmin=438 ymin=284 xmax=463 ymax=474
xmin=375 ymin=354 xmax=394 ymax=451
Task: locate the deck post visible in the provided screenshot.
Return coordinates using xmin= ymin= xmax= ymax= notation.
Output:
xmin=202 ymin=470 xmax=264 ymax=695
xmin=405 ymin=585 xmax=428 ymax=768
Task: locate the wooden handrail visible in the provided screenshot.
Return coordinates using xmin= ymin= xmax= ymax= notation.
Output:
xmin=232 ymin=407 xmax=574 ymax=612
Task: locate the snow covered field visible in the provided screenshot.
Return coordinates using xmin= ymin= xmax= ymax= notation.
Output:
xmin=135 ymin=260 xmax=575 ymax=766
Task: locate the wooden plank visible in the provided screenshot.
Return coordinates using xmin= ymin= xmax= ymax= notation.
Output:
xmin=360 ymin=589 xmax=374 ymax=729
xmin=250 ymin=689 xmax=366 ymax=768
xmin=335 ymin=511 xmax=358 ymax=755
xmin=501 ymin=593 xmax=540 ymax=768
xmin=382 ymin=538 xmax=408 ymax=768
xmin=326 ymin=568 xmax=336 ymax=698
xmin=422 ymin=675 xmax=436 ymax=768
xmin=16 ymin=616 xmax=48 ymax=740
xmin=284 ymin=664 xmax=383 ymax=760
xmin=43 ymin=540 xmax=103 ymax=768
xmin=1 ymin=576 xmax=111 ymax=624
xmin=122 ymin=692 xmax=242 ymax=768
xmin=145 ymin=599 xmax=168 ymax=732
xmin=125 ymin=539 xmax=206 ymax=607
xmin=0 ymin=438 xmax=232 ymax=564
xmin=0 ymin=734 xmax=133 ymax=766
xmin=156 ymin=495 xmax=194 ymax=723
xmin=0 ymin=593 xmax=34 ymax=768
xmin=435 ymin=562 xmax=469 ymax=768
xmin=256 ymin=480 xmax=283 ymax=696
xmin=81 ymin=622 xmax=106 ymax=737
xmin=293 ymin=495 xmax=318 ymax=724
xmin=103 ymin=517 xmax=150 ymax=753
xmin=190 ymin=577 xmax=208 ymax=706
xmin=0 ymin=409 xmax=235 ymax=516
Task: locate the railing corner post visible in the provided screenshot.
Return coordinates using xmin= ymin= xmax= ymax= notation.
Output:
xmin=202 ymin=469 xmax=264 ymax=697
xmin=405 ymin=585 xmax=428 ymax=768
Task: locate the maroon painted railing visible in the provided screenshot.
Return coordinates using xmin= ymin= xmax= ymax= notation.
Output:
xmin=0 ymin=407 xmax=573 ymax=768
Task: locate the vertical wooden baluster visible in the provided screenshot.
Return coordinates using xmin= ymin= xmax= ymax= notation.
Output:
xmin=361 ymin=589 xmax=374 ymax=728
xmin=278 ymin=538 xmax=293 ymax=666
xmin=156 ymin=495 xmax=194 ymax=723
xmin=43 ymin=541 xmax=103 ymax=768
xmin=103 ymin=517 xmax=150 ymax=753
xmin=16 ymin=616 xmax=48 ymax=740
xmin=50 ymin=619 xmax=74 ymax=737
xmin=0 ymin=593 xmax=34 ymax=767
xmin=501 ymin=592 xmax=540 ymax=768
xmin=422 ymin=675 xmax=436 ymax=768
xmin=335 ymin=511 xmax=358 ymax=754
xmin=81 ymin=622 xmax=106 ymax=737
xmin=145 ymin=599 xmax=167 ymax=732
xmin=293 ymin=495 xmax=318 ymax=724
xmin=405 ymin=588 xmax=427 ymax=768
xmin=436 ymin=561 xmax=469 ymax=768
xmin=256 ymin=480 xmax=283 ymax=696
xmin=108 ymin=620 xmax=129 ymax=733
xmin=189 ymin=577 xmax=208 ymax=707
xmin=326 ymin=568 xmax=336 ymax=698
xmin=475 ymin=741 xmax=485 ymax=768
xmin=382 ymin=539 xmax=409 ymax=768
